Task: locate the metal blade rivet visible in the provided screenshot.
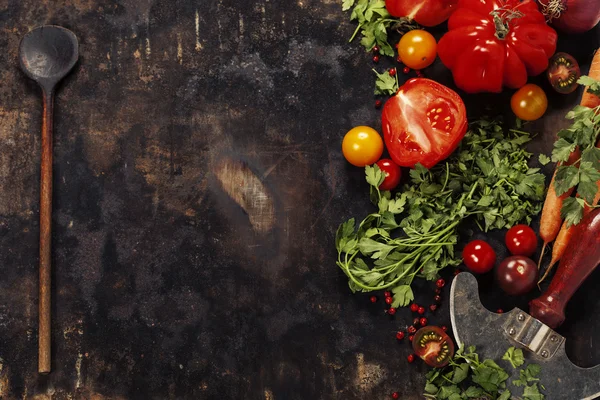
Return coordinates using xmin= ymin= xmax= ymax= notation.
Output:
xmin=517 ymin=313 xmax=525 ymax=321
xmin=541 ymin=350 xmax=548 ymax=358
xmin=508 ymin=327 xmax=516 ymax=335
xmin=550 ymin=336 xmax=557 ymax=342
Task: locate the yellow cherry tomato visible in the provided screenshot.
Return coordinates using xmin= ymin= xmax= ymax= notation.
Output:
xmin=342 ymin=126 xmax=384 ymax=167
xmin=397 ymin=30 xmax=437 ymax=70
xmin=511 ymin=84 xmax=548 ymax=121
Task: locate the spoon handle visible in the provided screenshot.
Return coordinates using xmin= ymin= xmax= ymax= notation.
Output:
xmin=39 ymin=89 xmax=53 ymax=374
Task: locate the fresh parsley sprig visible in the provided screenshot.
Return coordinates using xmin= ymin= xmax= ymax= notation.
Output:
xmin=551 ymin=76 xmax=600 ymax=226
xmin=342 ymin=0 xmax=420 ymax=56
xmin=335 ymin=119 xmax=546 ymax=304
xmin=424 ymin=346 xmax=545 ymax=400
xmin=373 ymin=68 xmax=399 ymax=95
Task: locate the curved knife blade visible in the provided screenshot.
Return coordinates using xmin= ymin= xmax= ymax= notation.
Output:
xmin=450 ymin=272 xmax=600 ymax=400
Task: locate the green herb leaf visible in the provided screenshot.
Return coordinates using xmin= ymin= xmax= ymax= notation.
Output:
xmin=502 ymin=347 xmax=525 ymax=368
xmin=561 ymin=197 xmax=585 ymax=227
xmin=365 ymin=165 xmax=385 ymax=187
xmin=391 ymin=285 xmax=414 ymax=308
xmin=554 ymin=165 xmax=580 ymax=196
xmin=342 ymin=0 xmax=356 ymax=11
xmin=373 ymin=69 xmax=398 ymax=95
xmin=452 ymin=363 xmax=469 ymax=384
xmin=552 ymin=138 xmax=577 ymax=163
xmin=538 ymin=154 xmax=551 ymax=166
xmin=523 ymin=383 xmax=544 ymax=400
xmin=498 ymin=390 xmax=512 ymax=400
xmin=578 ymin=75 xmax=600 ymax=97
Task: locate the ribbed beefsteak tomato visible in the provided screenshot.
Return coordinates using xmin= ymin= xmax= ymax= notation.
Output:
xmin=382 ymin=78 xmax=467 ymax=169
xmin=385 ymin=0 xmax=458 ymax=27
xmin=438 ymin=0 xmax=557 ymax=93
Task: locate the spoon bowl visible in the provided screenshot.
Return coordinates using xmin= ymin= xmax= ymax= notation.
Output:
xmin=19 ymin=25 xmax=78 ymax=90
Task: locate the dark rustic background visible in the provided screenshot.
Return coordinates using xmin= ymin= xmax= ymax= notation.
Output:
xmin=0 ymin=1 xmax=599 ymax=399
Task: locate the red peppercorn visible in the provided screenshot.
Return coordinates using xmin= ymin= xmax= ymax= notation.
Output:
xmin=408 ymin=325 xmax=417 ymax=334
xmin=453 ymin=268 xmax=461 ymax=276
xmin=497 ymin=309 xmax=504 ymax=314
xmin=434 ymin=295 xmax=442 ymax=303
xmin=392 ymin=392 xmax=400 ymax=400
xmin=417 ymin=306 xmax=426 ymax=315
xmin=388 ymin=307 xmax=397 ymax=315
xmin=403 ymin=66 xmax=410 ymax=74
xmin=375 ymin=100 xmax=382 ymax=109
xmin=373 ymin=55 xmax=380 ymax=63
xmin=370 ymin=296 xmax=377 ymax=303
xmin=389 ymin=67 xmax=397 ymax=77
xmin=408 ymin=335 xmax=414 ymax=342
xmin=410 ymin=303 xmax=419 ymax=313
xmin=407 ymin=354 xmax=415 ymax=363
xmin=384 ymin=291 xmax=392 ymax=298
xmin=373 ymin=45 xmax=380 ymax=53
xmin=435 ymin=288 xmax=442 ymax=295
xmin=412 ymin=317 xmax=420 ymax=326
xmin=441 ymin=325 xmax=448 ymax=332
xmin=396 ymin=331 xmax=405 ymax=340
xmin=385 ymin=297 xmax=394 ymax=305
xmin=429 ymin=304 xmax=437 ymax=312
xmin=416 ymin=70 xmax=423 ymax=77
xmin=436 ymin=279 xmax=446 ymax=288
xmin=420 ymin=317 xmax=428 ymax=326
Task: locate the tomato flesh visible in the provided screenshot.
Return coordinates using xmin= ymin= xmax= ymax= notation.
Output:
xmin=547 ymin=52 xmax=581 ymax=94
xmin=385 ymin=0 xmax=458 ymax=27
xmin=496 ymin=256 xmax=538 ymax=295
xmin=376 ymin=159 xmax=402 ymax=191
xmin=413 ymin=326 xmax=455 ymax=367
xmin=382 ymin=78 xmax=468 ymax=168
xmin=505 ymin=225 xmax=538 ymax=257
xmin=462 ymin=240 xmax=496 ymax=274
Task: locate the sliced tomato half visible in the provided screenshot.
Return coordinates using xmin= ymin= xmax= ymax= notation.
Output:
xmin=381 ymin=78 xmax=467 ymax=169
xmin=385 ymin=0 xmax=458 ymax=27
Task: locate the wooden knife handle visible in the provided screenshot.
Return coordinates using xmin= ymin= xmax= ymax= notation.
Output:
xmin=529 ymin=208 xmax=600 ymax=328
xmin=39 ymin=89 xmax=54 ymax=374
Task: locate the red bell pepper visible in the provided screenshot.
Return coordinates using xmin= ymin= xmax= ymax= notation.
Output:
xmin=438 ymin=0 xmax=557 ymax=93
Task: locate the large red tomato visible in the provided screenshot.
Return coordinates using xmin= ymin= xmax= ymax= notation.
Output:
xmin=386 ymin=0 xmax=458 ymax=27
xmin=438 ymin=0 xmax=557 ymax=93
xmin=382 ymin=78 xmax=467 ymax=169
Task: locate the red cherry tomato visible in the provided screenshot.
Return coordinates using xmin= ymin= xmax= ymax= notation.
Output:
xmin=376 ymin=159 xmax=402 ymax=190
xmin=462 ymin=240 xmax=497 ymax=274
xmin=412 ymin=326 xmax=455 ymax=367
xmin=505 ymin=225 xmax=538 ymax=257
xmin=382 ymin=78 xmax=468 ymax=169
xmin=496 ymin=256 xmax=538 ymax=295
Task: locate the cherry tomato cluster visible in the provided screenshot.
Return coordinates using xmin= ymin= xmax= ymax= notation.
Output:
xmin=461 ymin=225 xmax=539 ymax=296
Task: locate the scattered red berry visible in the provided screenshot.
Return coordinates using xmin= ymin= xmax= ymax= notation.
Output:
xmin=392 ymin=392 xmax=400 ymax=400
xmin=396 ymin=331 xmax=405 ymax=340
xmin=385 ymin=296 xmax=394 ymax=305
xmin=416 ymin=70 xmax=423 ymax=77
xmin=419 ymin=317 xmax=428 ymax=326
xmin=454 ymin=268 xmax=461 ymax=276
xmin=434 ymin=295 xmax=442 ymax=303
xmin=388 ymin=307 xmax=397 ymax=315
xmin=373 ymin=45 xmax=380 ymax=53
xmin=373 ymin=55 xmax=380 ymax=63
xmin=435 ymin=288 xmax=442 ymax=295
xmin=413 ymin=317 xmax=420 ymax=326
xmin=389 ymin=67 xmax=397 ymax=77
xmin=370 ymin=296 xmax=377 ymax=303
xmin=429 ymin=304 xmax=437 ymax=312
xmin=403 ymin=66 xmax=410 ymax=74
xmin=410 ymin=303 xmax=419 ymax=313
xmin=375 ymin=100 xmax=382 ymax=109
xmin=436 ymin=279 xmax=446 ymax=288
xmin=417 ymin=306 xmax=426 ymax=315
xmin=384 ymin=291 xmax=392 ymax=298
xmin=497 ymin=308 xmax=504 ymax=314
xmin=407 ymin=354 xmax=415 ymax=363
xmin=441 ymin=325 xmax=448 ymax=332
xmin=409 ymin=334 xmax=414 ymax=342
xmin=408 ymin=325 xmax=417 ymax=334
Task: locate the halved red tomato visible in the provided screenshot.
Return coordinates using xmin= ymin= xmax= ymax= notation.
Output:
xmin=413 ymin=326 xmax=455 ymax=367
xmin=385 ymin=0 xmax=458 ymax=27
xmin=382 ymin=78 xmax=467 ymax=168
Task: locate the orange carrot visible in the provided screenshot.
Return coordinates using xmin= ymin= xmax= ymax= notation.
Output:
xmin=580 ymin=50 xmax=600 ymax=109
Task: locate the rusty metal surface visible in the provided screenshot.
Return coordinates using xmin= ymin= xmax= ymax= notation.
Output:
xmin=0 ymin=1 xmax=598 ymax=399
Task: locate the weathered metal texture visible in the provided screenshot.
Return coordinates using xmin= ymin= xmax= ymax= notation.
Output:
xmin=451 ymin=273 xmax=600 ymax=400
xmin=0 ymin=0 xmax=597 ymax=399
